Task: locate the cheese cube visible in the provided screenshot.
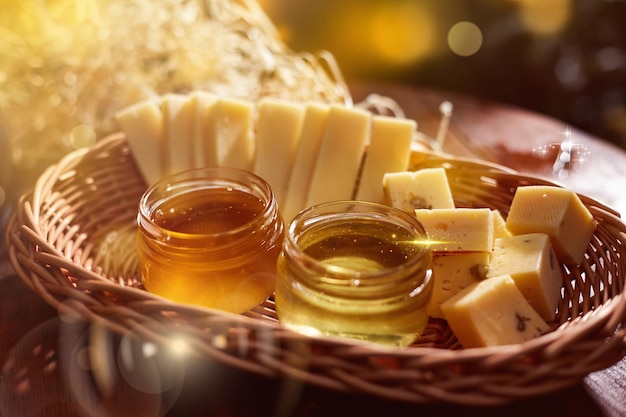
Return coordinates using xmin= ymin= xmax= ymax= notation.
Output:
xmin=414 ymin=208 xmax=494 ymax=252
xmin=283 ymin=103 xmax=331 ymax=221
xmin=426 ymin=252 xmax=489 ymax=319
xmin=209 ymin=97 xmax=255 ymax=171
xmin=114 ymin=99 xmax=164 ymax=186
xmin=162 ymin=93 xmax=196 ymax=175
xmin=383 ymin=168 xmax=455 ymax=212
xmin=306 ymin=105 xmax=370 ymax=207
xmin=491 ymin=209 xmax=512 ymax=240
xmin=441 ymin=274 xmax=550 ymax=348
xmin=190 ymin=91 xmax=219 ymax=168
xmin=355 ymin=115 xmax=415 ymax=203
xmin=254 ymin=98 xmax=305 ymax=208
xmin=505 ymin=185 xmax=595 ymax=265
xmin=486 ymin=233 xmax=563 ymax=321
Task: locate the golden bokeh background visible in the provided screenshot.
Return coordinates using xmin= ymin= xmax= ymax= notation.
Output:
xmin=260 ymin=0 xmax=626 ymax=147
xmin=1 ymin=0 xmax=625 ymax=238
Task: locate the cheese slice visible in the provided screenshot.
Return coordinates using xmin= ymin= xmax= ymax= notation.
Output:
xmin=355 ymin=115 xmax=415 ymax=203
xmin=426 ymin=252 xmax=489 ymax=319
xmin=486 ymin=233 xmax=563 ymax=321
xmin=283 ymin=102 xmax=331 ymax=221
xmin=162 ymin=93 xmax=196 ymax=175
xmin=306 ymin=105 xmax=370 ymax=207
xmin=383 ymin=168 xmax=455 ymax=212
xmin=441 ymin=274 xmax=550 ymax=348
xmin=505 ymin=185 xmax=595 ymax=264
xmin=190 ymin=91 xmax=219 ymax=168
xmin=209 ymin=97 xmax=256 ymax=171
xmin=254 ymin=98 xmax=305 ymax=209
xmin=114 ymin=98 xmax=164 ymax=186
xmin=414 ymin=208 xmax=494 ymax=252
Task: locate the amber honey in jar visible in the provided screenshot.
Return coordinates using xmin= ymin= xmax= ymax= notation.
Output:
xmin=275 ymin=201 xmax=432 ymax=347
xmin=137 ymin=168 xmax=284 ymax=313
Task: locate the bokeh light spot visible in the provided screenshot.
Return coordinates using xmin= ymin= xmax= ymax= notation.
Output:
xmin=448 ymin=21 xmax=483 ymax=57
xmin=169 ymin=337 xmax=190 ymax=356
xmin=596 ymin=46 xmax=625 ymax=72
xmin=69 ymin=124 xmax=96 ymax=150
xmin=555 ymin=48 xmax=586 ymax=90
xmin=369 ymin=2 xmax=437 ymax=66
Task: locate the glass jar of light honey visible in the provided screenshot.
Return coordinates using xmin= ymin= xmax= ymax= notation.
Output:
xmin=137 ymin=168 xmax=284 ymax=314
xmin=275 ymin=201 xmax=432 ymax=348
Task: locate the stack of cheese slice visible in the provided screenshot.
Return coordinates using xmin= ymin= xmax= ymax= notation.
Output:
xmin=384 ymin=169 xmax=596 ymax=348
xmin=114 ymin=92 xmax=423 ymax=221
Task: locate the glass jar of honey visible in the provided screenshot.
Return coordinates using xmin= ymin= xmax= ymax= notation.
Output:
xmin=137 ymin=168 xmax=284 ymax=314
xmin=275 ymin=201 xmax=432 ymax=348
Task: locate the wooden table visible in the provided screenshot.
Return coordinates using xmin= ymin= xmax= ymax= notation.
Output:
xmin=1 ymin=83 xmax=626 ymax=417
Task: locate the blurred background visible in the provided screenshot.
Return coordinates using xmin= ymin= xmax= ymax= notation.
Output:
xmin=260 ymin=0 xmax=626 ymax=148
xmin=2 ymin=0 xmax=626 ymax=234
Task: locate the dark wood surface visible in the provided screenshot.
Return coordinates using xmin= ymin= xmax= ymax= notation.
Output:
xmin=1 ymin=83 xmax=626 ymax=417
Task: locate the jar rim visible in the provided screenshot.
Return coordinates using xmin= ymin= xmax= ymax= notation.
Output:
xmin=138 ymin=167 xmax=278 ymax=241
xmin=285 ymin=200 xmax=431 ymax=285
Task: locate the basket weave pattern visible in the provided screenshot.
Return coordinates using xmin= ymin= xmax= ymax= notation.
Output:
xmin=6 ymin=133 xmax=626 ymax=406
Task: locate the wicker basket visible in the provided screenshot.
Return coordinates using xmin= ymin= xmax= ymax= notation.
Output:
xmin=6 ymin=133 xmax=626 ymax=406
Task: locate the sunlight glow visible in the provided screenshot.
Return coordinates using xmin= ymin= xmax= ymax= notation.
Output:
xmin=516 ymin=0 xmax=572 ymax=36
xmin=369 ymin=2 xmax=437 ymax=65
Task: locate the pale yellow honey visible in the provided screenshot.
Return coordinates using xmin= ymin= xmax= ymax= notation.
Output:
xmin=276 ymin=217 xmax=432 ymax=347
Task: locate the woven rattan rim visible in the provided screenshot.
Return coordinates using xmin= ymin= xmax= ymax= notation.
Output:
xmin=6 ymin=133 xmax=626 ymax=406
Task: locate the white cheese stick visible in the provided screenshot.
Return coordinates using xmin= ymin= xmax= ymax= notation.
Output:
xmin=162 ymin=93 xmax=195 ymax=175
xmin=306 ymin=105 xmax=370 ymax=207
xmin=190 ymin=91 xmax=219 ymax=168
xmin=114 ymin=98 xmax=164 ymax=186
xmin=356 ymin=115 xmax=415 ymax=203
xmin=208 ymin=97 xmax=256 ymax=171
xmin=254 ymin=98 xmax=305 ymax=209
xmin=282 ymin=103 xmax=331 ymax=221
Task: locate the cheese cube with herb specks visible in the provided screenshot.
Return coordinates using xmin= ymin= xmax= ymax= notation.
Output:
xmin=441 ymin=274 xmax=549 ymax=348
xmin=505 ymin=185 xmax=595 ymax=265
xmin=427 ymin=252 xmax=490 ymax=319
xmin=383 ymin=167 xmax=455 ymax=212
xmin=486 ymin=233 xmax=563 ymax=321
xmin=414 ymin=208 xmax=494 ymax=252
